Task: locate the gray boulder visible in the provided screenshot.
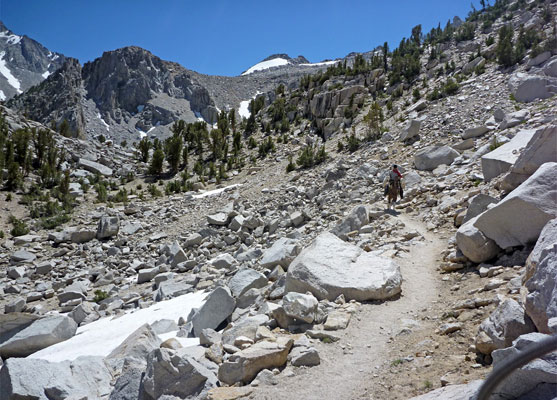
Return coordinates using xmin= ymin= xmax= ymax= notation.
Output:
xmin=475 ymin=298 xmax=535 ymax=355
xmin=456 ymin=215 xmax=500 ymax=263
xmin=78 ymin=158 xmax=113 ymax=176
xmin=228 ymin=268 xmax=268 ymax=298
xmin=330 ymin=205 xmax=369 ymax=240
xmin=463 ymin=194 xmax=498 ymax=224
xmin=475 ymin=162 xmax=557 ymax=249
xmin=141 ymin=348 xmax=217 ymax=400
xmin=282 ymin=292 xmax=318 ymax=323
xmin=222 ymin=314 xmax=269 ymax=345
xmin=462 ymin=125 xmax=489 ymax=139
xmin=191 ymin=287 xmax=235 ymax=337
xmin=491 ymin=333 xmax=557 ymax=399
xmin=207 ymin=212 xmax=229 ymax=226
xmin=288 ymin=346 xmax=321 ymax=367
xmin=285 ymin=232 xmax=402 ymax=301
xmin=481 ymin=129 xmax=536 ymax=181
xmin=414 ymin=145 xmax=459 ymax=171
xmin=107 ymin=323 xmax=161 ymax=361
xmin=10 ymin=249 xmax=36 ymax=263
xmin=508 ymin=72 xmax=557 ymax=103
xmin=501 ymin=125 xmax=557 ymax=191
xmin=260 ymin=237 xmax=301 ymax=269
xmin=400 ymin=119 xmax=421 ymax=141
xmin=210 ymin=253 xmax=236 ymax=269
xmin=406 ymin=381 xmax=482 ymax=399
xmin=58 ymin=280 xmax=88 ymax=304
xmin=0 ymin=356 xmax=112 ymax=400
xmin=0 ymin=314 xmax=77 ymax=358
xmin=218 ymin=337 xmax=293 ymax=385
xmin=524 ymin=219 xmax=557 ymax=334
xmin=97 ymin=216 xmax=119 ymax=239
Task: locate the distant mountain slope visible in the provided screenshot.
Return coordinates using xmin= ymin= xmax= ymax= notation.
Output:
xmin=0 ymin=21 xmax=66 ymax=100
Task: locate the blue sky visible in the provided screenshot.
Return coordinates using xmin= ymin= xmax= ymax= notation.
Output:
xmin=2 ymin=1 xmax=479 ymax=76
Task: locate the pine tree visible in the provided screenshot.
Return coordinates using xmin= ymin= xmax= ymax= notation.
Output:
xmin=149 ymin=148 xmax=165 ymax=176
xmin=497 ymin=25 xmax=514 ymax=67
xmin=164 ymin=134 xmax=183 ymax=174
xmin=138 ymin=138 xmax=151 ymax=163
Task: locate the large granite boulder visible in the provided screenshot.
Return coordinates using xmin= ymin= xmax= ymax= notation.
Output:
xmin=501 ymin=125 xmax=557 ymax=191
xmin=228 ymin=268 xmax=268 ymax=298
xmin=475 ymin=298 xmax=535 ymax=355
xmin=481 ymin=129 xmax=536 ymax=181
xmin=260 ymin=237 xmax=301 ymax=270
xmin=524 ymin=219 xmax=557 ymax=334
xmin=191 ymin=287 xmax=235 ymax=337
xmin=406 ymin=381 xmax=482 ymax=399
xmin=218 ymin=337 xmax=293 ymax=385
xmin=456 ymin=215 xmax=501 ymax=263
xmin=0 ymin=356 xmax=112 ymax=400
xmin=414 ymin=145 xmax=459 ymax=171
xmin=78 ymin=158 xmax=113 ymax=176
xmin=141 ymin=348 xmax=217 ymax=400
xmin=281 ymin=292 xmax=318 ymax=323
xmin=508 ymin=72 xmax=557 ymax=103
xmin=400 ymin=119 xmax=421 ymax=141
xmin=474 ymin=162 xmax=557 ymax=249
xmin=285 ymin=232 xmax=402 ymax=301
xmin=0 ymin=314 xmax=77 ymax=358
xmin=463 ymin=194 xmax=498 ymax=224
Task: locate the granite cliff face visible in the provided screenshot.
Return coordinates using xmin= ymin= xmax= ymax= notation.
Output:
xmin=0 ymin=21 xmax=65 ymax=100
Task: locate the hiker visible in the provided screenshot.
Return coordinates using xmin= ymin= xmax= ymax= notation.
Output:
xmin=384 ymin=164 xmax=404 ymax=199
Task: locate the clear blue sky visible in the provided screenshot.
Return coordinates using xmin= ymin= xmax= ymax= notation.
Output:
xmin=1 ymin=1 xmax=480 ymax=76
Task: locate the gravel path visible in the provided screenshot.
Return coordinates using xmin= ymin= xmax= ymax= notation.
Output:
xmin=250 ymin=211 xmax=444 ymax=400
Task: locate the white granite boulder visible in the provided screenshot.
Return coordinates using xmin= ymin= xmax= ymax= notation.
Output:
xmin=285 ymin=232 xmax=402 ymax=301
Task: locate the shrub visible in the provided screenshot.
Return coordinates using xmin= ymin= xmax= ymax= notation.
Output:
xmin=148 ymin=184 xmax=162 ymax=198
xmin=296 ymin=144 xmax=327 ymax=168
xmin=443 ymin=78 xmax=459 ymax=95
xmin=9 ymin=215 xmax=29 ymax=237
xmin=346 ymin=134 xmax=360 ymax=152
xmin=93 ymin=290 xmax=109 ymax=303
xmin=149 ymin=148 xmax=165 ymax=175
xmin=286 ymin=155 xmax=296 ymax=173
xmin=111 ymin=188 xmax=128 ymax=203
xmin=95 ymin=182 xmax=108 ymax=202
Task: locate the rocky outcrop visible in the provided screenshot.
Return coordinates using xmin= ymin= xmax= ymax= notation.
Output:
xmin=8 ymin=58 xmax=86 ymax=137
xmin=285 ymin=232 xmax=402 ymax=301
xmin=191 ymin=287 xmax=235 ymax=336
xmin=508 ymin=72 xmax=557 ymax=103
xmin=456 ymin=215 xmax=501 ymax=263
xmin=0 ymin=21 xmax=66 ymax=100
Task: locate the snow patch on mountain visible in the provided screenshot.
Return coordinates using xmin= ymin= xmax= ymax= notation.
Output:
xmin=0 ymin=31 xmax=22 ymax=45
xmin=0 ymin=90 xmax=5 ymax=101
xmin=238 ymin=91 xmax=262 ymax=119
xmin=301 ymin=60 xmax=340 ymax=67
xmin=42 ymin=71 xmax=51 ymax=79
xmin=241 ymin=57 xmax=290 ymax=75
xmin=0 ymin=51 xmax=21 ymax=93
xmin=97 ymin=113 xmax=110 ymax=131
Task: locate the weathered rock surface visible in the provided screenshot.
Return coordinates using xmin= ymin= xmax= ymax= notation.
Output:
xmin=330 ymin=205 xmax=369 ymax=240
xmin=508 ymin=72 xmax=557 ymax=103
xmin=191 ymin=287 xmax=235 ymax=337
xmin=281 ymin=292 xmax=318 ymax=323
xmin=524 ymin=219 xmax=557 ymax=334
xmin=97 ymin=215 xmax=119 ymax=239
xmin=285 ymin=232 xmax=402 ymax=301
xmin=475 ymin=162 xmax=557 ymax=248
xmin=414 ymin=145 xmax=459 ymax=171
xmin=0 ymin=314 xmax=77 ymax=358
xmin=0 ymin=356 xmax=112 ymax=400
xmin=228 ymin=268 xmax=268 ymax=298
xmin=141 ymin=348 xmax=218 ymax=399
xmin=218 ymin=337 xmax=293 ymax=385
xmin=481 ymin=129 xmax=536 ymax=181
xmin=491 ymin=333 xmax=557 ymax=399
xmin=456 ymin=215 xmax=501 ymax=263
xmin=260 ymin=238 xmax=301 ymax=269
xmin=475 ymin=298 xmax=535 ymax=355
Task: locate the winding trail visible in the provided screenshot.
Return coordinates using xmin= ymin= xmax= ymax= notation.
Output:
xmin=251 ymin=213 xmax=445 ymax=400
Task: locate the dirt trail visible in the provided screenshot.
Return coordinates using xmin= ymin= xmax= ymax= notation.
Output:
xmin=251 ymin=212 xmax=445 ymax=400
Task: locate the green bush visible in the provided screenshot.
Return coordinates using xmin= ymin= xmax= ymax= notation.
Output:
xmin=286 ymin=155 xmax=296 ymax=173
xmin=443 ymin=78 xmax=459 ymax=95
xmin=346 ymin=134 xmax=360 ymax=152
xmin=296 ymin=144 xmax=327 ymax=169
xmin=148 ymin=184 xmax=162 ymax=198
xmin=9 ymin=215 xmax=29 ymax=237
xmin=95 ymin=182 xmax=108 ymax=202
xmin=110 ymin=188 xmax=128 ymax=203
xmin=93 ymin=290 xmax=109 ymax=303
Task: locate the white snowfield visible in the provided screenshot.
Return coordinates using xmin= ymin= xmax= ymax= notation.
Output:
xmin=238 ymin=91 xmax=261 ymax=119
xmin=0 ymin=51 xmax=22 ymax=93
xmin=192 ymin=183 xmax=242 ymax=199
xmin=0 ymin=90 xmax=5 ymax=101
xmin=241 ymin=57 xmax=290 ymax=75
xmin=28 ymin=291 xmax=207 ymax=363
xmin=300 ymin=60 xmax=339 ymax=67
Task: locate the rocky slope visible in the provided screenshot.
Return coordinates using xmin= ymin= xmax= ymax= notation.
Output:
xmin=0 ymin=21 xmax=65 ymax=100
xmin=0 ymin=1 xmax=556 ymax=400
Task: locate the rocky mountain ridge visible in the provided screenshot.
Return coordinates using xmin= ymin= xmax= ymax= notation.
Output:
xmin=0 ymin=1 xmax=556 ymax=399
xmin=0 ymin=21 xmax=65 ymax=101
